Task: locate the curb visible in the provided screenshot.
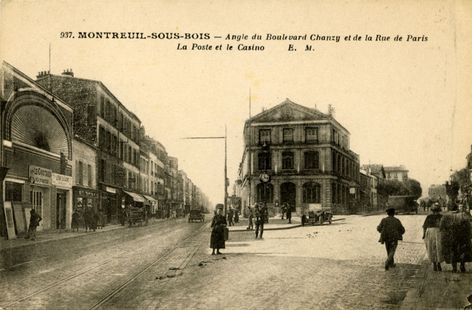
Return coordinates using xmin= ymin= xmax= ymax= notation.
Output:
xmin=229 ymin=217 xmax=346 ymax=232
xmin=0 ymin=218 xmax=182 ymax=253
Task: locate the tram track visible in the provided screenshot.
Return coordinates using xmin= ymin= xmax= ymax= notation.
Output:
xmin=88 ymin=224 xmax=207 ymax=310
xmin=1 ymin=222 xmax=209 ymax=310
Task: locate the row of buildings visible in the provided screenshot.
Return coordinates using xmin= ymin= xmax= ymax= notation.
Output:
xmin=235 ymin=99 xmax=410 ymax=215
xmin=0 ymin=62 xmax=210 ymax=239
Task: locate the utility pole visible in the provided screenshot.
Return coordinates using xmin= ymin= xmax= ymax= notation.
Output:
xmin=224 ymin=125 xmax=228 ymax=216
xmin=182 ymin=129 xmax=228 ymax=216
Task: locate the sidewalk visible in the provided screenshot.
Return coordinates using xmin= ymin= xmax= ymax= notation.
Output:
xmin=0 ymin=217 xmax=178 ymax=252
xmin=401 ymin=262 xmax=472 ymax=309
xmin=228 ymin=216 xmax=345 ymax=232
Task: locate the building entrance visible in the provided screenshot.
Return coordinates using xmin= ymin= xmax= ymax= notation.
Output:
xmin=280 ymin=182 xmax=296 ymax=211
xmin=56 ymin=191 xmax=67 ymax=229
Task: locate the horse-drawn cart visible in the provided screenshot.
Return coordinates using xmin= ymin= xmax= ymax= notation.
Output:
xmin=127 ymin=206 xmax=145 ymax=226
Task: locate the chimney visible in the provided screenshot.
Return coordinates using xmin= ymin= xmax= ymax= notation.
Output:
xmin=36 ymin=70 xmax=50 ymax=79
xmin=62 ymin=68 xmax=74 ymax=77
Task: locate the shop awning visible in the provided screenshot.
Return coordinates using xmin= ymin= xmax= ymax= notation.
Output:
xmin=123 ymin=190 xmax=146 ymax=203
xmin=143 ymin=195 xmax=158 ymax=203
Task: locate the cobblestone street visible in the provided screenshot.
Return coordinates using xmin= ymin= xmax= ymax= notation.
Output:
xmin=127 ymin=214 xmax=427 ymax=310
xmin=2 ymin=214 xmax=471 ymax=309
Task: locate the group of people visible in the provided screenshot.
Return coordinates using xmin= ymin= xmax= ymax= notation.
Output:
xmin=422 ymin=203 xmax=472 ymax=272
xmin=71 ymin=207 xmax=105 ymax=232
xmin=377 ymin=203 xmax=472 ymax=272
xmin=280 ymin=203 xmax=292 ymax=224
xmin=226 ymin=207 xmax=239 ymax=226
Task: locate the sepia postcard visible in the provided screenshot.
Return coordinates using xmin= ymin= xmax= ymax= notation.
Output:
xmin=0 ymin=0 xmax=472 ymax=309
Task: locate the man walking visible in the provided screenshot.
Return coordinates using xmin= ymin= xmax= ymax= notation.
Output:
xmin=286 ymin=203 xmax=292 ymax=224
xmin=377 ymin=207 xmax=405 ymax=270
xmin=227 ymin=207 xmax=234 ymax=227
xmin=246 ymin=205 xmax=254 ymax=230
xmin=254 ymin=203 xmax=264 ymax=239
xmin=26 ymin=209 xmax=42 ymax=241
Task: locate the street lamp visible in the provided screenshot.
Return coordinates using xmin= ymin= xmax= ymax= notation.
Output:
xmin=182 ymin=126 xmax=228 ymax=216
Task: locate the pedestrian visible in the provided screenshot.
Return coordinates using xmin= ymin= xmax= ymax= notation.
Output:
xmin=25 ymin=209 xmax=42 ymax=241
xmin=262 ymin=203 xmax=269 ymax=224
xmin=89 ymin=209 xmax=98 ymax=232
xmin=377 ymin=207 xmax=405 ymax=270
xmin=439 ymin=204 xmax=472 ymax=273
xmin=234 ymin=209 xmax=239 ymax=223
xmin=227 ymin=207 xmax=234 ymax=227
xmin=210 ymin=208 xmax=227 ymax=255
xmin=422 ymin=203 xmax=444 ymax=271
xmin=255 ymin=203 xmax=264 ymax=239
xmin=281 ymin=203 xmax=286 ymax=220
xmin=71 ymin=209 xmax=80 ymax=232
xmin=83 ymin=207 xmax=91 ymax=232
xmin=246 ymin=205 xmax=254 ymax=230
xmin=286 ymin=203 xmax=292 ymax=224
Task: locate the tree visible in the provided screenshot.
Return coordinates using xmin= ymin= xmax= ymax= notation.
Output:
xmin=377 ymin=179 xmax=422 ymax=199
xmin=405 ymin=178 xmax=422 ymax=199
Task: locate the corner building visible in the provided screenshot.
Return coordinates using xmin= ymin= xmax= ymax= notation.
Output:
xmin=238 ymin=99 xmax=360 ymax=215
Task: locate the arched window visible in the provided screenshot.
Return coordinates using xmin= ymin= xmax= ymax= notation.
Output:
xmin=282 ymin=151 xmax=294 ymax=170
xmin=257 ymin=183 xmax=273 ymax=203
xmin=303 ymin=182 xmax=321 ymax=203
xmin=11 ymin=105 xmax=68 ymax=156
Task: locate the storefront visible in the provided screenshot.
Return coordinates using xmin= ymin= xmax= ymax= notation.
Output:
xmin=123 ymin=190 xmax=146 ymax=207
xmin=100 ymin=186 xmax=120 ymax=224
xmin=73 ymin=186 xmax=98 ymax=213
xmin=143 ymin=195 xmax=158 ymax=216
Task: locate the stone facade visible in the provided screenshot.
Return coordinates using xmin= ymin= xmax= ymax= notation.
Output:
xmin=238 ymin=99 xmax=360 ymax=215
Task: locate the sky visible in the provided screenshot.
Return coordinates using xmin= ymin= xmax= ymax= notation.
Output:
xmin=1 ymin=0 xmax=471 ymax=204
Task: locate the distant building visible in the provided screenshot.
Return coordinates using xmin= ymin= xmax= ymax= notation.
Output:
xmin=359 ymin=169 xmax=379 ymax=211
xmin=384 ymin=165 xmax=409 ymax=182
xmin=237 ymin=99 xmax=360 ymax=215
xmin=361 ymin=164 xmax=386 ymax=180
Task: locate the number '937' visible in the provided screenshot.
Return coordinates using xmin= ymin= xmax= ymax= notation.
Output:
xmin=60 ymin=32 xmax=74 ymax=38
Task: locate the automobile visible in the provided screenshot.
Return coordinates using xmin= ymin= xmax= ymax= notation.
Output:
xmin=188 ymin=209 xmax=205 ymax=223
xmin=387 ymin=195 xmax=418 ymax=214
xmin=301 ymin=203 xmax=333 ymax=226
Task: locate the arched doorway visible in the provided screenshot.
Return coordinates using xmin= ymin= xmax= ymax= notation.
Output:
xmin=280 ymin=182 xmax=296 ymax=211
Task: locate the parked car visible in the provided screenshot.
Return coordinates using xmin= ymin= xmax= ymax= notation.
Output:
xmin=301 ymin=204 xmax=333 ymax=226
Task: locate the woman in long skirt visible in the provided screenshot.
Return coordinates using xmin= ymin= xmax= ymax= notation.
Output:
xmin=422 ymin=203 xmax=443 ymax=271
xmin=210 ymin=208 xmax=227 ymax=255
xmin=439 ymin=204 xmax=472 ymax=273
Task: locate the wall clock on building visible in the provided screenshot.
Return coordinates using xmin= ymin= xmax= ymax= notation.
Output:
xmin=259 ymin=173 xmax=270 ymax=183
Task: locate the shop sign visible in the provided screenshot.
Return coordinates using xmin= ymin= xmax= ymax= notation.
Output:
xmin=106 ymin=186 xmax=117 ymax=194
xmin=29 ymin=165 xmax=52 ymax=186
xmin=75 ymin=188 xmax=98 ymax=199
xmin=52 ymin=173 xmax=73 ymax=188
